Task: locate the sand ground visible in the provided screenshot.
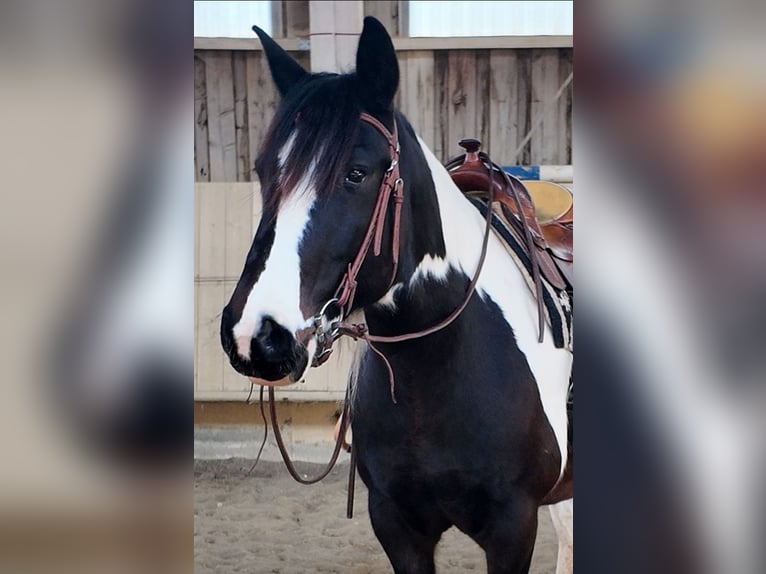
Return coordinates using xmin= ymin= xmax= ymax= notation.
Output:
xmin=195 ymin=459 xmax=558 ymax=573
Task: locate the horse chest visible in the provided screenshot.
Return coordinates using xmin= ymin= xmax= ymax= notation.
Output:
xmin=358 ymin=398 xmax=510 ymax=487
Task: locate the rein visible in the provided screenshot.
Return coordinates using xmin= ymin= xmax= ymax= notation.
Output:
xmin=267 ymin=385 xmax=351 ymax=485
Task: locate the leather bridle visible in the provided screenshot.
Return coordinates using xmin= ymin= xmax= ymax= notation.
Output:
xmin=309 ymin=112 xmax=404 ymax=367
xmin=308 ymin=111 xmax=495 ymax=403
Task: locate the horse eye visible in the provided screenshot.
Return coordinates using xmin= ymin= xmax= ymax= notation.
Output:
xmin=345 ymin=168 xmax=367 ymax=185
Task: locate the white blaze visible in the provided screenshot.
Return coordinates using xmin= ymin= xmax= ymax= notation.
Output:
xmin=232 ymin=156 xmax=316 ymax=361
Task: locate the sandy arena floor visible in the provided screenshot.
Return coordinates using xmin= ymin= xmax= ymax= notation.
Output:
xmin=195 ymin=459 xmax=558 ymax=573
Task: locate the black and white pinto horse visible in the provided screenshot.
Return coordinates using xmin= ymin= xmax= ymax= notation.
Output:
xmin=221 ymin=18 xmax=572 ymax=574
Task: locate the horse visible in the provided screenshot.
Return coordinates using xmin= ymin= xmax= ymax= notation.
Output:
xmin=220 ymin=17 xmax=573 ymax=574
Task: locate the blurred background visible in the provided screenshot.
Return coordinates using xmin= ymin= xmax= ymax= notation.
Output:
xmin=0 ymin=0 xmax=191 ymax=572
xmin=576 ymin=0 xmax=766 ymax=573
xmin=0 ymin=0 xmax=763 ymax=572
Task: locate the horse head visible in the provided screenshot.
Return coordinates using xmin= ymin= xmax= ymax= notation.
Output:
xmin=220 ymin=18 xmax=428 ymax=384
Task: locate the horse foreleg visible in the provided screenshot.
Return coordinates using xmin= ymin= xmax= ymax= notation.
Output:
xmin=548 ymin=499 xmax=573 ymax=574
xmin=367 ymin=489 xmax=440 ymax=574
xmin=476 ymin=498 xmax=538 ymax=574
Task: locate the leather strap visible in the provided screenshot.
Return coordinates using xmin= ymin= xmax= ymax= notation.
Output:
xmin=266 ymin=384 xmax=351 ymax=485
xmin=335 ymin=113 xmax=403 ymax=315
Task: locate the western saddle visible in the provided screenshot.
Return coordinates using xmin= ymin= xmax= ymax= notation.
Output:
xmin=446 ymin=139 xmax=573 ymax=293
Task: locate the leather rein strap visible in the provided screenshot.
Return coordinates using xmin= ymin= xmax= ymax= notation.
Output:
xmin=266 ymin=384 xmax=351 ymax=485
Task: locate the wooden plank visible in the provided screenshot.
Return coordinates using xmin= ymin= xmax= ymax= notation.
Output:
xmin=196 ymin=181 xmax=255 ymax=395
xmin=395 ymin=50 xmax=410 ymax=135
xmin=197 ymin=183 xmax=226 ymax=280
xmin=195 ymin=390 xmax=346 ymax=402
xmin=194 ymin=56 xmax=210 ymax=182
xmin=364 ymin=1 xmax=399 ymax=36
xmin=285 ymin=0 xmax=310 ymax=37
xmin=194 ymin=178 xmax=201 ymax=282
xmin=194 ymin=36 xmax=572 ymax=51
xmin=194 ymin=276 xmax=199 ymax=390
xmin=399 ymin=51 xmax=435 ymax=152
xmin=232 ymin=51 xmax=250 ymax=181
xmin=434 ymin=50 xmax=449 ymax=162
xmin=196 ymin=282 xmax=225 ymax=394
xmin=516 ymin=49 xmax=533 ymax=165
xmin=397 ymin=0 xmax=409 ymax=37
xmin=194 ymin=182 xmax=201 ymax=388
xmin=530 ymin=49 xmax=561 ymax=165
xmin=204 ymin=51 xmax=238 ymax=181
xmin=488 ymin=50 xmax=518 ymax=165
xmin=194 ymin=37 xmax=306 ymax=51
xmin=476 ymin=50 xmax=490 ymax=154
xmin=559 ymin=49 xmax=573 ymax=165
xmin=446 ymin=50 xmax=477 ymax=160
xmin=246 ymin=51 xmax=280 ymax=180
xmin=394 ymin=36 xmax=573 ymax=51
xmin=271 ymin=0 xmax=285 ymax=38
xmin=195 ymin=182 xmax=257 ymax=281
xmin=224 ymin=182 xmax=256 ymax=284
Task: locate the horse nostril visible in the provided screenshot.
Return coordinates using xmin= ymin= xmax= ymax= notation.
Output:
xmin=257 ymin=317 xmax=275 ymax=343
xmin=254 ymin=316 xmax=293 ymax=362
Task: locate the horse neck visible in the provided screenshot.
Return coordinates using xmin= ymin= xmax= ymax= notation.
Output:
xmin=364 ymin=135 xmax=491 ymax=344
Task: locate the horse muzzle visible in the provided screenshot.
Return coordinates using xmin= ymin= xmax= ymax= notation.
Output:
xmin=221 ymin=314 xmax=309 ymax=386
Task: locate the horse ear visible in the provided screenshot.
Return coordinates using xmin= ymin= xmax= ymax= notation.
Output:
xmin=252 ymin=25 xmax=308 ymax=97
xmin=355 ymin=17 xmax=399 ymax=111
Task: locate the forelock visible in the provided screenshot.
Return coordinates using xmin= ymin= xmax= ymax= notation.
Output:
xmin=256 ymin=73 xmax=363 ymax=211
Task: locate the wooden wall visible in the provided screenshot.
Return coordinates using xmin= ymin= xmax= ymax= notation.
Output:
xmin=194 ymin=46 xmax=572 ymax=182
xmin=194 ymin=33 xmax=573 ymax=401
xmin=194 ymin=50 xmax=310 ymax=182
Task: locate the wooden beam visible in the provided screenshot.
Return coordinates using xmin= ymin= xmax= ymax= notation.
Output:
xmin=271 ymin=0 xmax=285 ymax=38
xmin=394 ymin=36 xmax=573 ymax=50
xmin=195 ymin=390 xmax=346 ymax=402
xmin=194 ymin=37 xmax=307 ymax=51
xmin=309 ymin=1 xmax=364 ymax=72
xmin=397 ymin=0 xmax=409 ymax=37
xmin=194 ymin=35 xmax=572 ymax=51
xmin=284 ymin=0 xmax=309 ymax=38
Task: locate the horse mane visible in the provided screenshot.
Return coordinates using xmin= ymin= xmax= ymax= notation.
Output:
xmin=255 ymin=73 xmax=366 ymax=211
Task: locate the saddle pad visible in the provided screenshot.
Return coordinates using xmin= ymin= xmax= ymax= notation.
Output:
xmin=467 ymin=197 xmax=573 ymax=351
